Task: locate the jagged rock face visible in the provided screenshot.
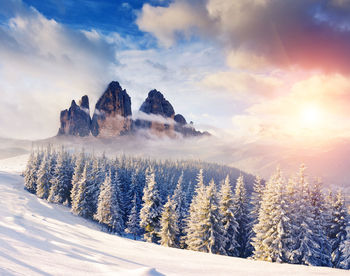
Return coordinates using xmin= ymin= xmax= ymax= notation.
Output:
xmin=58 ymin=96 xmax=91 ymax=137
xmin=140 ymin=89 xmax=175 ymax=117
xmin=91 ymin=81 xmax=132 ymax=137
xmin=80 ymin=95 xmax=89 ymax=110
xmin=135 ymin=90 xmax=209 ymax=137
xmin=174 ymin=113 xmax=207 ymax=137
xmin=174 ymin=114 xmax=187 ymax=125
xmin=135 ymin=89 xmax=176 ymax=136
xmin=56 ymin=81 xmax=209 ymax=139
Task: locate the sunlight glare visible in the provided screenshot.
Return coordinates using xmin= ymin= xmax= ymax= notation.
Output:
xmin=300 ymin=104 xmax=322 ymax=128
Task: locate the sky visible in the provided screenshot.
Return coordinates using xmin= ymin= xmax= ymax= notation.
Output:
xmin=2 ymin=0 xmax=350 ymax=142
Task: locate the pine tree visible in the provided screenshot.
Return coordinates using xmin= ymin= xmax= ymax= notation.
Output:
xmin=71 ymin=162 xmax=93 ymax=218
xmin=246 ymin=175 xmax=264 ymax=255
xmin=185 ymin=174 xmax=226 ymax=255
xmin=140 ymin=168 xmax=162 ymax=243
xmin=125 ymin=194 xmax=142 ymax=240
xmin=36 ymin=151 xmax=52 ymax=200
xmin=48 ymin=149 xmax=72 ymax=204
xmin=252 ymin=168 xmax=289 ymax=262
xmin=118 ymin=165 xmax=132 ymax=222
xmin=219 ymin=175 xmax=239 ymax=256
xmin=89 ymin=157 xmax=105 ymax=216
xmin=172 ymin=172 xmax=187 ymax=248
xmin=24 ymin=151 xmax=39 ymax=193
xmin=205 ymin=179 xmax=226 ymax=255
xmin=159 ymin=196 xmax=179 ymax=247
xmin=288 ymin=165 xmax=329 ymax=266
xmin=70 ymin=151 xmax=86 ymax=205
xmin=48 ymin=148 xmax=58 ymax=179
xmin=308 ymin=178 xmax=332 ymax=266
xmin=339 ymin=223 xmax=350 ymax=269
xmin=232 ymin=174 xmax=250 ymax=257
xmin=94 ymin=170 xmax=124 ymax=234
xmin=326 ymin=191 xmax=349 ymax=267
xmin=185 ymin=169 xmax=207 ymax=251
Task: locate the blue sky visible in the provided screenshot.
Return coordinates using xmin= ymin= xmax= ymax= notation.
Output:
xmin=2 ymin=0 xmax=350 ymax=142
xmin=21 ymin=0 xmax=163 ymax=36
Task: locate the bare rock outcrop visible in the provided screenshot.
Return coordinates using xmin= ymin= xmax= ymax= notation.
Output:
xmin=57 ymin=95 xmax=91 ymax=137
xmin=56 ymin=81 xmax=209 ymax=138
xmin=91 ymin=81 xmax=132 ymax=137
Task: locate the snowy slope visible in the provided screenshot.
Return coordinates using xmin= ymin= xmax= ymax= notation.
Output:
xmin=0 ymin=153 xmax=29 ymax=174
xmin=0 ymin=156 xmax=348 ymax=276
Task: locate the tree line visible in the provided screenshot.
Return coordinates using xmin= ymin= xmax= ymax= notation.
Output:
xmin=23 ymin=146 xmax=350 ymax=269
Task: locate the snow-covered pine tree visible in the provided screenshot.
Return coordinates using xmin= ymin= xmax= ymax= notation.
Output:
xmin=172 ymin=171 xmax=187 ymax=248
xmin=94 ymin=170 xmax=124 ymax=234
xmin=71 ymin=162 xmax=93 ymax=218
xmin=246 ymin=175 xmax=264 ymax=257
xmin=111 ymin=168 xmax=126 ymax=233
xmin=36 ymin=150 xmax=52 ymax=199
xmin=125 ymin=193 xmax=142 ymax=240
xmin=24 ymin=151 xmax=38 ymax=193
xmin=232 ymin=174 xmax=250 ymax=257
xmin=185 ymin=169 xmax=207 ymax=251
xmin=115 ymin=161 xmax=129 ymax=222
xmin=185 ymin=180 xmax=194 ymax=210
xmin=70 ymin=151 xmax=86 ymax=205
xmin=288 ymin=165 xmax=329 ymax=267
xmin=48 ymin=149 xmax=72 ymax=204
xmin=48 ymin=147 xmax=57 ymax=180
xmin=219 ymin=175 xmax=239 ymax=256
xmin=135 ymin=169 xmax=146 ymax=210
xmin=159 ymin=196 xmax=179 ymax=247
xmin=339 ymin=222 xmax=350 ymax=269
xmin=308 ymin=178 xmax=332 ymax=267
xmin=283 ymin=175 xmax=300 ymax=264
xmin=205 ymin=179 xmax=226 ymax=255
xmin=88 ymin=157 xmax=106 ymax=216
xmin=140 ymin=167 xmax=162 ymax=243
xmin=252 ymin=168 xmax=289 ymax=262
xmin=326 ymin=190 xmax=349 ymax=268
xmin=185 ymin=174 xmax=226 ymax=255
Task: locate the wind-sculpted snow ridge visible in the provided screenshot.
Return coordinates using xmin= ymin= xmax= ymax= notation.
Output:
xmin=0 ymin=162 xmax=349 ymax=275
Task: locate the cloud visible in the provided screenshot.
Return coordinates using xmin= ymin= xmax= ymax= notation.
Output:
xmin=226 ymin=50 xmax=271 ymax=71
xmin=136 ymin=1 xmax=211 ymax=47
xmin=0 ymin=2 xmax=118 ymax=139
xmin=133 ymin=111 xmax=176 ymax=125
xmin=231 ymin=73 xmax=350 ymax=140
xmin=201 ymin=71 xmax=282 ymax=100
xmin=113 ymin=42 xmax=233 ymax=131
xmin=137 ymin=0 xmax=350 ymax=74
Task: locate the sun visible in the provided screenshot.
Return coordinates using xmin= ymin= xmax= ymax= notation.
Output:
xmin=300 ymin=104 xmax=323 ymax=128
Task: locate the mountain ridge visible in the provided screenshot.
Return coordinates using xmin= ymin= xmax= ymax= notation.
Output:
xmin=58 ymin=81 xmax=208 ymax=138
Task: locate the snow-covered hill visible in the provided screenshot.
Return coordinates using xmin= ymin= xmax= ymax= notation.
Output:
xmin=0 ymin=155 xmax=348 ymax=275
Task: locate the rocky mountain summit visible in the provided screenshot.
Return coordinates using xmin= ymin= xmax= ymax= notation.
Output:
xmin=135 ymin=89 xmax=206 ymax=137
xmin=135 ymin=89 xmax=175 ymax=135
xmin=57 ymin=81 xmax=208 ymax=138
xmin=91 ymin=81 xmax=132 ymax=137
xmin=58 ymin=95 xmax=91 ymax=137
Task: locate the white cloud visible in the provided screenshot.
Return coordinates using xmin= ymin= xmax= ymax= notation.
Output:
xmin=201 ymin=71 xmax=282 ymax=100
xmin=0 ymin=4 xmax=118 ymax=139
xmin=136 ymin=1 xmax=211 ymax=47
xmin=133 ymin=111 xmax=176 ymax=125
xmin=226 ymin=50 xmax=271 ymax=71
xmin=113 ymin=42 xmax=232 ymax=130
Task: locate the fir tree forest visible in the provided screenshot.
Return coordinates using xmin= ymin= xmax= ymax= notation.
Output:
xmin=23 ymin=146 xmax=350 ymax=270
